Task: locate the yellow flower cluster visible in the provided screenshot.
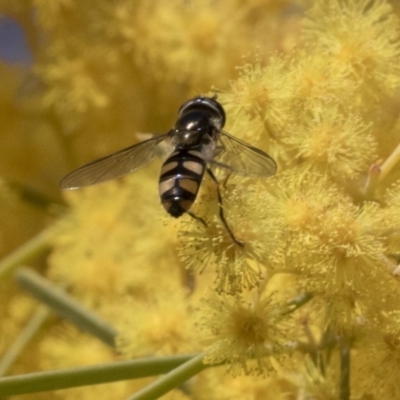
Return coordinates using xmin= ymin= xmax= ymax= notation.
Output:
xmin=2 ymin=0 xmax=400 ymax=399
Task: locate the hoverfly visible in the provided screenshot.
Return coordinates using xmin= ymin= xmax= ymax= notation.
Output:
xmin=60 ymin=96 xmax=277 ymax=245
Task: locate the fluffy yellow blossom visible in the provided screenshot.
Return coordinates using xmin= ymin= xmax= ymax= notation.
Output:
xmin=288 ymin=50 xmax=357 ymax=110
xmin=219 ymin=56 xmax=294 ymax=141
xmin=116 ymin=288 xmax=198 ymax=357
xmin=352 ymin=311 xmax=400 ymax=398
xmin=192 ymin=367 xmax=294 ymax=400
xmin=303 ymin=0 xmax=400 ymax=98
xmin=283 ymin=101 xmax=376 ymax=183
xmin=255 ymin=171 xmax=395 ymax=333
xmin=260 ymin=173 xmax=386 ymax=276
xmin=198 ymin=293 xmax=291 ymax=376
xmin=178 ymin=178 xmax=280 ymax=294
xmin=291 ymin=357 xmax=341 ymax=400
xmin=290 ymin=4 xmax=400 ymax=232
xmin=220 ymin=57 xmax=293 ymax=131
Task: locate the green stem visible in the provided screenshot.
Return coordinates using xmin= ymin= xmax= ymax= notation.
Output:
xmin=0 ymin=306 xmax=50 ymax=377
xmin=379 ymin=140 xmax=400 ymax=183
xmin=126 ymin=353 xmax=207 ymax=400
xmin=16 ymin=268 xmax=118 ymax=347
xmin=0 ymin=354 xmax=196 ymax=396
xmin=340 ymin=339 xmax=350 ymax=400
xmin=284 ymin=292 xmax=314 ymax=314
xmin=0 ymin=227 xmax=54 ymax=279
xmin=8 ymin=181 xmax=65 ymax=211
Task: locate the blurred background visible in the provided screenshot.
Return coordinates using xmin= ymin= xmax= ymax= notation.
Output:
xmin=2 ymin=2 xmax=400 ymax=398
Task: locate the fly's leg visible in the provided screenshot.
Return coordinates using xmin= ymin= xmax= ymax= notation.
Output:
xmin=221 ymin=172 xmax=232 ymax=189
xmin=208 ymin=159 xmax=232 ymax=189
xmin=187 ymin=212 xmax=208 ymax=228
xmin=182 ymin=212 xmax=201 ymax=293
xmin=207 ymin=168 xmax=244 ymax=247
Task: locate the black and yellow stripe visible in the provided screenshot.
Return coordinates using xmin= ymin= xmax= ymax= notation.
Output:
xmin=159 ymin=148 xmax=205 ymax=217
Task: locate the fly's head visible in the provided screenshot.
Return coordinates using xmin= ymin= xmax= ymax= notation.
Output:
xmin=178 ymin=96 xmax=226 ymax=130
xmin=171 ymin=96 xmax=225 ymax=147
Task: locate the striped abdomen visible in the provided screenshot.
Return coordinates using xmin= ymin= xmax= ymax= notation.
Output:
xmin=159 ymin=148 xmax=205 ymax=217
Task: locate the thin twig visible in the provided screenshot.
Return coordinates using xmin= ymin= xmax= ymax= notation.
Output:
xmin=0 ymin=354 xmax=196 ymax=396
xmin=125 ymin=353 xmax=207 ymax=400
xmin=0 ymin=227 xmax=54 ymax=279
xmin=0 ymin=306 xmax=50 ymax=377
xmin=284 ymin=292 xmax=314 ymax=314
xmin=339 ymin=338 xmax=351 ymax=400
xmin=16 ymin=268 xmax=118 ymax=347
xmin=378 ymin=141 xmax=400 ymax=183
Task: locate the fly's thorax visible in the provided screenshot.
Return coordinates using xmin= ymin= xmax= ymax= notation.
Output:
xmin=170 ymin=126 xmax=218 ymax=149
xmin=172 ymin=104 xmax=224 ymax=146
xmin=158 ymin=148 xmax=206 ymax=218
xmin=170 ymin=127 xmax=203 ymax=147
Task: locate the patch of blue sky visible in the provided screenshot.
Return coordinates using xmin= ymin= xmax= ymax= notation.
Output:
xmin=0 ymin=17 xmax=33 ymax=65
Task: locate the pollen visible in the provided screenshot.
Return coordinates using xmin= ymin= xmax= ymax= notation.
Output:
xmin=284 ymin=198 xmax=314 ymax=230
xmin=178 ymin=179 xmax=279 ymax=294
xmin=303 ymin=0 xmax=400 ymax=96
xmin=116 ymin=288 xmax=197 ymax=357
xmin=283 ymin=102 xmax=376 ymax=182
xmin=198 ymin=293 xmax=290 ymax=376
xmin=221 ymin=57 xmax=293 ymax=132
xmin=229 ymin=307 xmax=269 ymax=345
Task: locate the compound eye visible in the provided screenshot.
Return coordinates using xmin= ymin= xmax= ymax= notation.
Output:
xmin=207 ymin=98 xmax=226 ymax=127
xmin=178 ymin=96 xmax=226 ymax=128
xmin=178 ymin=99 xmax=192 ymax=114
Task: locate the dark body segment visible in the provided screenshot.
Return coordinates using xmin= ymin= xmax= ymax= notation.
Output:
xmin=159 ymin=148 xmax=205 ymax=217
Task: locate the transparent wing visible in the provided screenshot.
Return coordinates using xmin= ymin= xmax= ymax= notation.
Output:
xmin=210 ymin=130 xmax=277 ymax=177
xmin=60 ymin=134 xmax=167 ymax=189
